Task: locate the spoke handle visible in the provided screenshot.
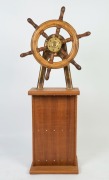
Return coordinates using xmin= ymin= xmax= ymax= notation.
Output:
xmin=27 ymin=18 xmax=48 ymax=39
xmin=20 ymin=51 xmax=32 ymax=57
xmin=59 ymin=6 xmax=65 ymax=20
xmin=27 ymin=18 xmax=39 ymax=29
xmin=77 ymin=31 xmax=91 ymax=39
xmin=71 ymin=60 xmax=81 ymax=70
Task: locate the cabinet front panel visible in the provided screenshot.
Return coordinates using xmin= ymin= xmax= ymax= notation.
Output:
xmin=32 ymin=96 xmax=76 ymax=166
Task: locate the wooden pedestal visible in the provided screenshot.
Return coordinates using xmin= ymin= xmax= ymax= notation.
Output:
xmin=28 ymin=88 xmax=80 ymax=174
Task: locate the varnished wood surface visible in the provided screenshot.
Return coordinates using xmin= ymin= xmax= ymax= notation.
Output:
xmin=20 ymin=6 xmax=91 ymax=74
xmin=28 ymin=88 xmax=80 ymax=96
xmin=30 ymin=163 xmax=78 ymax=174
xmin=29 ymin=88 xmax=79 ymax=174
xmin=31 ymin=20 xmax=79 ymax=69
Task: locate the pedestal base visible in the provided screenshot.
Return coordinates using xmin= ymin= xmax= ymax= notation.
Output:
xmin=28 ymin=88 xmax=80 ymax=174
xmin=30 ymin=157 xmax=78 ymax=174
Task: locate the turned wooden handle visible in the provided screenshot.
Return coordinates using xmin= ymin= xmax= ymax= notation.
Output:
xmin=77 ymin=31 xmax=91 ymax=39
xmin=27 ymin=18 xmax=39 ymax=29
xmin=20 ymin=51 xmax=32 ymax=57
xmin=59 ymin=6 xmax=65 ymax=20
xmin=27 ymin=18 xmax=48 ymax=38
xmin=71 ymin=60 xmax=81 ymax=70
xmin=56 ymin=6 xmax=66 ymax=35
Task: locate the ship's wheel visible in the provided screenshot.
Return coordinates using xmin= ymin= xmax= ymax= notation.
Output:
xmin=20 ymin=6 xmax=91 ymax=89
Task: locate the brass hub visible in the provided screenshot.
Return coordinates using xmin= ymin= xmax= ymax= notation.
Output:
xmin=47 ymin=36 xmax=62 ymax=53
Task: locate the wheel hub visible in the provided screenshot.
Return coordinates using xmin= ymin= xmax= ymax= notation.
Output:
xmin=47 ymin=36 xmax=62 ymax=53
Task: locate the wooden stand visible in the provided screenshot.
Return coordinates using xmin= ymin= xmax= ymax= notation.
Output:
xmin=28 ymin=88 xmax=80 ymax=174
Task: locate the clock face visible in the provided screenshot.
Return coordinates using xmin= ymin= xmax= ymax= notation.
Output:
xmin=47 ymin=36 xmax=62 ymax=53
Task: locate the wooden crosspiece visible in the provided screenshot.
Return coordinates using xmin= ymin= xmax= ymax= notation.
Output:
xmin=20 ymin=6 xmax=91 ymax=89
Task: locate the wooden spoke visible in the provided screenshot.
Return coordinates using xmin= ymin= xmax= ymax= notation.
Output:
xmin=70 ymin=59 xmax=81 ymax=70
xmin=59 ymin=6 xmax=65 ymax=21
xmin=49 ymin=54 xmax=54 ymax=64
xmin=45 ymin=68 xmax=51 ymax=80
xmin=77 ymin=31 xmax=91 ymax=39
xmin=37 ymin=46 xmax=47 ymax=52
xmin=56 ymin=26 xmax=61 ymax=36
xmin=55 ymin=6 xmax=65 ymax=36
xmin=60 ymin=49 xmax=68 ymax=58
xmin=20 ymin=51 xmax=32 ymax=57
xmin=41 ymin=31 xmax=49 ymax=39
xmin=62 ymin=37 xmax=73 ymax=44
xmin=27 ymin=18 xmax=48 ymax=39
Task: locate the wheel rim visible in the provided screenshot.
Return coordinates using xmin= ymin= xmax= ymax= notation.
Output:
xmin=31 ymin=20 xmax=79 ymax=69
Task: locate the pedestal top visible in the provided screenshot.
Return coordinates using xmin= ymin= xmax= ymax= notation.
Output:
xmin=28 ymin=88 xmax=80 ymax=96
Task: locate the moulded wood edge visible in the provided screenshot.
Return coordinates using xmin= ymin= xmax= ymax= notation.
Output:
xmin=29 ymin=165 xmax=79 ymax=174
xmin=28 ymin=88 xmax=80 ymax=96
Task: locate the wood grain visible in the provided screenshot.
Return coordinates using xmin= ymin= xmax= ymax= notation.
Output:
xmin=70 ymin=59 xmax=81 ymax=70
xmin=77 ymin=31 xmax=91 ymax=39
xmin=28 ymin=88 xmax=80 ymax=96
xmin=30 ymin=163 xmax=78 ymax=174
xmin=28 ymin=88 xmax=79 ymax=174
xmin=31 ymin=20 xmax=79 ymax=69
xmin=59 ymin=6 xmax=65 ymax=21
xmin=20 ymin=51 xmax=32 ymax=57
